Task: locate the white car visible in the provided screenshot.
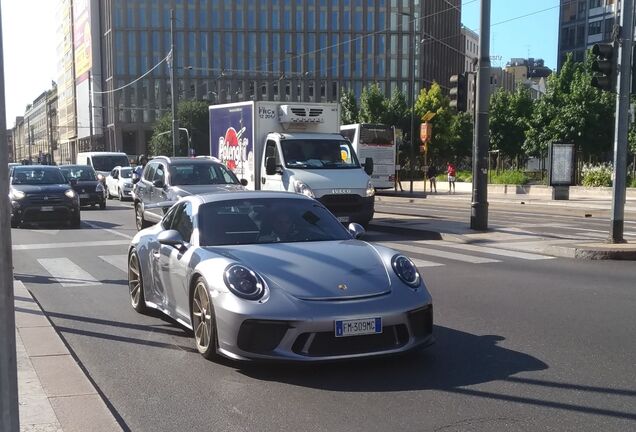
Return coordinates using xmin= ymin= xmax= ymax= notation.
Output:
xmin=106 ymin=166 xmax=134 ymax=200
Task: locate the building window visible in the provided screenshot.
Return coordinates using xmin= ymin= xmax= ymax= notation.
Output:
xmin=588 ymin=20 xmax=601 ymax=35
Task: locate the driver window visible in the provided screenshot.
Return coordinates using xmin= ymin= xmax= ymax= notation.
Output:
xmin=161 ymin=204 xmax=179 ymax=230
xmin=153 ymin=164 xmax=166 ymax=182
xmin=143 ymin=163 xmax=156 ymax=181
xmin=172 ymin=203 xmax=194 ymax=243
xmin=265 ymin=140 xmax=279 ymax=165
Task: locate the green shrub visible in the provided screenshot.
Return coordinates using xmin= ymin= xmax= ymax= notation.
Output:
xmin=489 ymin=170 xmax=529 ymax=185
xmin=581 ymin=163 xmax=612 ymax=187
xmin=630 ymin=177 xmax=636 ymax=188
xmin=436 ymin=170 xmax=471 ymax=182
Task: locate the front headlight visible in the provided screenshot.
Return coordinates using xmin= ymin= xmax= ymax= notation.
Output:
xmin=293 ymin=180 xmax=315 ymax=198
xmin=223 ymin=264 xmax=266 ymax=300
xmin=366 ymin=180 xmax=375 ymax=197
xmin=96 ymin=183 xmax=105 ymax=192
xmin=10 ymin=190 xmax=26 ymax=200
xmin=64 ymin=189 xmax=76 ymax=199
xmin=391 ymin=255 xmax=420 ymax=288
xmin=97 ymin=173 xmax=105 ymax=181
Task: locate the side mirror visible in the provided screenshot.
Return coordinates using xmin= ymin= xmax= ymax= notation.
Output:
xmin=157 ymin=229 xmax=185 ymax=248
xmin=69 ymin=179 xmax=78 ymax=186
xmin=152 ymin=179 xmax=165 ymax=188
xmin=348 ymin=223 xmax=366 ymax=239
xmin=265 ymin=157 xmax=278 ymax=176
xmin=240 ymin=178 xmax=248 ymax=186
xmin=364 ymin=157 xmax=374 ymax=176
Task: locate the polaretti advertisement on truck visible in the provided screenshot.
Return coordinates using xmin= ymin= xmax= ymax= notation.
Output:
xmin=210 ymin=101 xmax=375 ymax=227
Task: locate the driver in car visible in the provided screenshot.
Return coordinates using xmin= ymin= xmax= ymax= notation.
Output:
xmin=260 ymin=212 xmax=302 ymax=242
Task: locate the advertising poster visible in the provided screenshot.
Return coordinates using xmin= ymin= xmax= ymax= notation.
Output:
xmin=73 ymin=0 xmax=91 ymax=83
xmin=210 ymin=104 xmax=254 ymax=184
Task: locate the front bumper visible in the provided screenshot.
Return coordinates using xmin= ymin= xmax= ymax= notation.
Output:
xmin=213 ymin=289 xmax=433 ymax=362
xmin=317 ymin=195 xmax=375 ymax=225
xmin=78 ymin=192 xmax=105 ymax=206
xmin=11 ymin=199 xmax=80 ymax=223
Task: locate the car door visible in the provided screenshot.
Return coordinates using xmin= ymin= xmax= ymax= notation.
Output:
xmin=261 ymin=139 xmax=284 ymax=191
xmin=148 ymin=204 xmax=178 ymax=308
xmin=158 ymin=202 xmax=194 ymax=321
xmin=107 ymin=168 xmax=118 ymax=196
xmin=136 ymin=162 xmax=154 ymax=206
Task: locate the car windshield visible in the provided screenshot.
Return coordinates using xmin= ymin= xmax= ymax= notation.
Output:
xmin=11 ymin=168 xmax=67 ymax=185
xmin=169 ymin=163 xmax=240 ymax=186
xmin=92 ymin=155 xmax=130 ymax=172
xmin=60 ymin=166 xmax=97 ymax=181
xmin=119 ymin=167 xmax=133 ymax=178
xmin=198 ymin=198 xmax=351 ymax=246
xmin=281 ymin=139 xmax=360 ymax=169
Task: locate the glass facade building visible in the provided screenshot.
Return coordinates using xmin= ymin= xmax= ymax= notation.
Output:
xmin=95 ymin=0 xmax=462 ymax=155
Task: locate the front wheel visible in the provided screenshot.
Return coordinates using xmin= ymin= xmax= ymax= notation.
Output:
xmin=70 ymin=212 xmax=81 ymax=228
xmin=11 ymin=216 xmax=20 ymax=228
xmin=128 ymin=250 xmax=148 ymax=314
xmin=191 ymin=278 xmax=218 ymax=360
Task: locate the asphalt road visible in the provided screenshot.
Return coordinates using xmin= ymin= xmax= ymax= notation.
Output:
xmin=11 ymin=198 xmax=636 ymax=432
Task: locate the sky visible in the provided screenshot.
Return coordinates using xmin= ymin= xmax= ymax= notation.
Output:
xmin=461 ymin=0 xmax=559 ymax=70
xmin=1 ymin=0 xmax=560 ymax=130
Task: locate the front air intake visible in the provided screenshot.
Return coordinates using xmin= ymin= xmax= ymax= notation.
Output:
xmin=279 ymin=105 xmax=325 ymax=124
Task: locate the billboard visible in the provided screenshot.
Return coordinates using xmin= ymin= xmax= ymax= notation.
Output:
xmin=210 ymin=104 xmax=254 ymax=184
xmin=73 ymin=0 xmax=91 ymax=83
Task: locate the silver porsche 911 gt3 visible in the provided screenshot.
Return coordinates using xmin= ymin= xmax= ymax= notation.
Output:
xmin=127 ymin=191 xmax=433 ymax=361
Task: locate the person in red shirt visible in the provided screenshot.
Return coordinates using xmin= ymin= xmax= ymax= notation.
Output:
xmin=446 ymin=161 xmax=456 ymax=194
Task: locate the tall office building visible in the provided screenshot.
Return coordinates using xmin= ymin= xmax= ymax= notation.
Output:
xmin=558 ymin=0 xmax=617 ymax=69
xmin=61 ymin=0 xmax=462 ymax=156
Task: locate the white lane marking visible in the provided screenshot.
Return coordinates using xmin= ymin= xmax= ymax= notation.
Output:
xmin=37 ymin=258 xmax=101 ymax=287
xmin=99 ymin=255 xmax=128 ymax=272
xmin=13 ymin=240 xmax=130 ymax=251
xmin=411 ymin=258 xmax=444 ymax=268
xmin=417 ymin=241 xmax=555 ymax=261
xmin=83 ymin=221 xmax=133 ymax=240
xmin=381 ymin=242 xmax=500 ymax=264
xmin=25 ymin=229 xmax=60 ymax=236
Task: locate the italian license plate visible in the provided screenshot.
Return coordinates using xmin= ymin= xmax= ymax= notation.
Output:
xmin=335 ymin=317 xmax=382 ymax=337
xmin=80 ymin=193 xmax=89 ymax=199
xmin=337 ymin=216 xmax=350 ymax=223
xmin=40 ymin=206 xmax=54 ymax=212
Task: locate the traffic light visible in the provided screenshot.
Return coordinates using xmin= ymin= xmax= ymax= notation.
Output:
xmin=449 ymin=74 xmax=467 ymax=112
xmin=591 ymin=43 xmax=615 ymax=92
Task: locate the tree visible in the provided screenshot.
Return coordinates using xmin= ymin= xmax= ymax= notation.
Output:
xmin=359 ymin=83 xmax=386 ymax=123
xmin=489 ymin=86 xmax=534 ymax=163
xmin=149 ymin=100 xmax=209 ymax=157
xmin=340 ymin=89 xmax=358 ymax=124
xmin=413 ymin=82 xmax=455 ymax=164
xmin=382 ymin=87 xmax=409 ymax=131
xmin=449 ymin=112 xmax=473 ymax=163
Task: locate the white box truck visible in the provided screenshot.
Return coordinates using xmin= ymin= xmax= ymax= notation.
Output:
xmin=209 ymin=101 xmax=375 ymax=227
xmin=340 ymin=124 xmax=396 ymax=189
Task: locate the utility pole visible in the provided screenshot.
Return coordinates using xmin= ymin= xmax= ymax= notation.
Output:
xmin=170 ymin=9 xmax=179 ymax=157
xmin=88 ymin=70 xmax=94 ymax=150
xmin=409 ymin=18 xmax=417 ymax=193
xmin=609 ymin=0 xmax=634 ymax=243
xmin=470 ymin=0 xmax=491 ymax=231
xmin=0 ymin=3 xmax=20 ymax=431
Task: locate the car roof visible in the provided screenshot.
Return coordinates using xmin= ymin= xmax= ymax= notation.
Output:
xmin=278 ymin=132 xmax=345 ymax=140
xmin=192 ymin=191 xmax=312 ymax=205
xmin=12 ymin=165 xmax=60 ymax=170
xmin=60 ymin=164 xmax=92 ymax=169
xmin=153 ymin=157 xmax=224 ymax=166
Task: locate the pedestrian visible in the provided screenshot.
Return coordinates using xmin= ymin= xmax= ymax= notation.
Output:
xmin=446 ymin=161 xmax=456 ymax=194
xmin=133 ymin=154 xmax=148 ymax=179
xmin=426 ymin=164 xmax=437 ymax=193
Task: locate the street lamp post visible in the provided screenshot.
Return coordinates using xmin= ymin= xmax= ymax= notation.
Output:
xmin=401 ymin=12 xmax=419 ymax=194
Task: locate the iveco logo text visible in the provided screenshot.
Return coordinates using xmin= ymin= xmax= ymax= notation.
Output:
xmin=332 ymin=189 xmax=351 ymax=194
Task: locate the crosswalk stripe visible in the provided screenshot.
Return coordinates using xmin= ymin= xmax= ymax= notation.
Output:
xmin=13 ymin=240 xmax=130 ymax=251
xmin=37 ymin=258 xmax=101 ymax=287
xmin=99 ymin=255 xmax=128 ymax=272
xmin=417 ymin=241 xmax=555 ymax=261
xmin=380 ymin=242 xmax=500 ymax=264
xmin=411 ymin=258 xmax=444 ymax=268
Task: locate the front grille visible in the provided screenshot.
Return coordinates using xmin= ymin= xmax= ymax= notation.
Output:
xmin=22 ymin=207 xmax=71 ymax=221
xmin=28 ymin=195 xmax=64 ymax=205
xmin=408 ymin=305 xmax=433 ymax=338
xmin=318 ymin=194 xmax=364 ymax=215
xmin=292 ymin=325 xmax=409 ymax=357
xmin=308 ymin=108 xmax=323 ymax=117
xmin=237 ymin=320 xmax=289 ymax=354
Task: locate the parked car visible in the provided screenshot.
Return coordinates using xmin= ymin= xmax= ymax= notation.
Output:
xmin=9 ymin=165 xmax=80 ymax=228
xmin=132 ymin=156 xmax=246 ymax=231
xmin=127 ymin=191 xmax=433 ymax=361
xmin=106 ymin=165 xmax=134 ymax=200
xmin=59 ymin=165 xmax=107 ymax=209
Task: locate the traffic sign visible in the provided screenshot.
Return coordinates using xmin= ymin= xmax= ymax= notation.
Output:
xmin=420 ymin=122 xmax=432 ymax=143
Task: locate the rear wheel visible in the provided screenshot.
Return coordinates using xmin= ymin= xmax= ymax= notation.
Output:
xmin=135 ymin=202 xmax=150 ymax=230
xmin=128 ymin=251 xmax=148 ymax=314
xmin=191 ymin=278 xmax=218 ymax=360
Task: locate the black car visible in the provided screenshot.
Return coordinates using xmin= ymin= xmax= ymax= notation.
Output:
xmin=132 ymin=156 xmax=246 ymax=230
xmin=59 ymin=165 xmax=107 ymax=209
xmin=9 ymin=165 xmax=81 ymax=228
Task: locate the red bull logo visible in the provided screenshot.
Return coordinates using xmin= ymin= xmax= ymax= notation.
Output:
xmin=218 ymin=127 xmax=248 ymax=171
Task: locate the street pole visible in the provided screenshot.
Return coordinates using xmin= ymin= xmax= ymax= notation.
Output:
xmin=170 ymin=9 xmax=179 ymax=157
xmin=88 ymin=70 xmax=94 ymax=150
xmin=470 ymin=0 xmax=491 ymax=231
xmin=409 ymin=21 xmax=416 ymax=194
xmin=0 ymin=3 xmax=20 ymax=431
xmin=609 ymin=0 xmax=634 ymax=243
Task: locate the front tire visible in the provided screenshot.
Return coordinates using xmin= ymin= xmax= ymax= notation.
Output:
xmin=11 ymin=217 xmax=20 ymax=228
xmin=70 ymin=212 xmax=81 ymax=228
xmin=99 ymin=200 xmax=106 ymax=210
xmin=128 ymin=250 xmax=148 ymax=314
xmin=191 ymin=278 xmax=218 ymax=360
xmin=118 ymin=188 xmax=123 ymax=201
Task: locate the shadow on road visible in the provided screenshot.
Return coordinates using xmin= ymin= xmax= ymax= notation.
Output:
xmin=14 ymin=273 xmax=127 ymax=287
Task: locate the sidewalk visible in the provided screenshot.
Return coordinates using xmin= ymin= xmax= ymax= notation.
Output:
xmin=373 ymin=183 xmax=636 ymax=260
xmin=14 ymin=281 xmax=122 ymax=432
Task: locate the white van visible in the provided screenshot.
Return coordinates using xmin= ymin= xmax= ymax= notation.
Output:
xmin=340 ymin=124 xmax=396 ymax=189
xmin=76 ymin=152 xmax=131 ymax=181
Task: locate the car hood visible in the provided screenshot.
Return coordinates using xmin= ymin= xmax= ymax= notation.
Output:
xmin=207 ymin=240 xmax=391 ymax=300
xmin=171 ymin=184 xmax=245 ymax=196
xmin=11 ymin=184 xmax=71 ymax=194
